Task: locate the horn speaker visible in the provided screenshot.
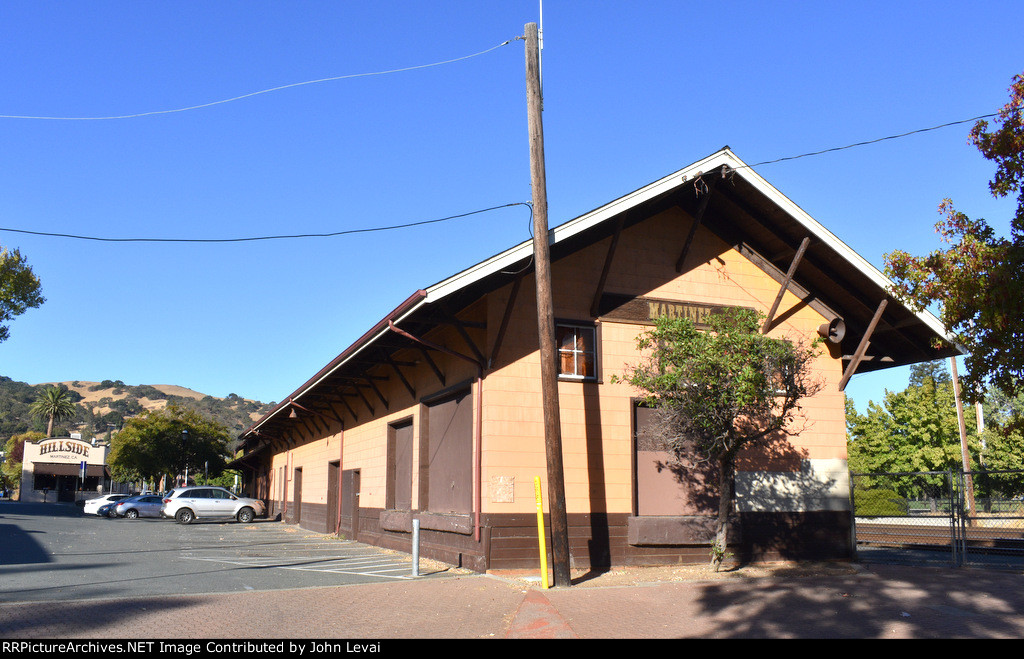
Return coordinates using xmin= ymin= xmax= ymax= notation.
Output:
xmin=817 ymin=318 xmax=846 ymax=344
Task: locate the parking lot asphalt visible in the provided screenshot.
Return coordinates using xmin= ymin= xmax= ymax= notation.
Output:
xmin=0 ymin=501 xmax=454 ymax=604
xmin=5 ymin=500 xmax=1024 ymax=639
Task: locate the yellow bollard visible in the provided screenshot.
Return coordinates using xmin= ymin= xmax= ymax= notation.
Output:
xmin=534 ymin=476 xmax=550 ymax=589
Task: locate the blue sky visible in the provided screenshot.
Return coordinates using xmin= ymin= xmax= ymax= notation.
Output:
xmin=0 ymin=2 xmax=1021 ymax=412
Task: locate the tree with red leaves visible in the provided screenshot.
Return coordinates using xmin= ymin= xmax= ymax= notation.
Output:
xmin=886 ymin=72 xmax=1024 ymax=399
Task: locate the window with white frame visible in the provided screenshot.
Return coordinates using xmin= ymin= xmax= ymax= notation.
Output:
xmin=556 ymin=323 xmax=597 ymax=380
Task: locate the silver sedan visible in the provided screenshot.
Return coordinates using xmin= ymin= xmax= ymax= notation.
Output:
xmin=114 ymin=495 xmax=167 ymax=519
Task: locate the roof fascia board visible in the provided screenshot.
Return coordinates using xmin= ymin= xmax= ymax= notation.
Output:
xmin=731 ymin=157 xmax=954 ymax=342
xmin=425 ymin=150 xmax=735 ymax=304
xmin=246 ymin=292 xmax=428 ymax=436
xmin=294 ymin=299 xmax=427 ymax=399
xmin=426 ymin=147 xmax=953 ymax=347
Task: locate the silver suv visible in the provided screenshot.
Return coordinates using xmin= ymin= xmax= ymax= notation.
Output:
xmin=161 ymin=486 xmax=266 ymax=524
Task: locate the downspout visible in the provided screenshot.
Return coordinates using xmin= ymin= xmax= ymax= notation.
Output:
xmin=283 ymin=450 xmax=290 ymax=520
xmin=337 ymin=426 xmax=344 ymax=536
xmin=475 ymin=368 xmax=483 ymax=543
xmin=388 ymin=320 xmax=485 ymax=542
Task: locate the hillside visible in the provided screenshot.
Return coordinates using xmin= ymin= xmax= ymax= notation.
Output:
xmin=0 ymin=377 xmax=276 ymax=443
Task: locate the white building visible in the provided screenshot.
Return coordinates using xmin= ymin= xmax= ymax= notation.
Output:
xmin=19 ymin=435 xmax=111 ymax=503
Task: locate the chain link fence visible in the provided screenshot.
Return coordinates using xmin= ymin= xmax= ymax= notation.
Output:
xmin=851 ymin=470 xmax=1024 ymax=568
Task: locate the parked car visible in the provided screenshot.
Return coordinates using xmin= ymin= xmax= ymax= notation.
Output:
xmin=97 ymin=502 xmax=119 ymax=518
xmin=114 ymin=494 xmax=166 ymax=519
xmin=161 ymin=486 xmax=265 ymax=524
xmin=83 ymin=494 xmax=130 ymax=516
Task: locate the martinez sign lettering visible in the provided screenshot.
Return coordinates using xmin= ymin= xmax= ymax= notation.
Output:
xmin=599 ymin=294 xmax=752 ymax=328
xmin=37 ymin=439 xmax=91 ymax=460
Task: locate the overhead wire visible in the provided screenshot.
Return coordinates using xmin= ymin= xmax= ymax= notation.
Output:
xmin=0 ymin=27 xmax=1002 ymax=247
xmin=745 ymin=113 xmax=1000 ymax=169
xmin=0 ymin=38 xmax=515 ymax=121
xmin=0 ymin=203 xmax=531 ymax=243
xmin=0 ymin=110 xmax=1001 ymax=245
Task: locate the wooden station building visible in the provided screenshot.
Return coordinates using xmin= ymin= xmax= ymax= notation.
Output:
xmin=232 ymin=148 xmax=957 ymax=571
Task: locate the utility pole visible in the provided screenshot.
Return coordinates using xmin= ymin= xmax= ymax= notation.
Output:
xmin=525 ymin=21 xmax=571 ymax=587
xmin=950 ymin=357 xmax=976 ymax=520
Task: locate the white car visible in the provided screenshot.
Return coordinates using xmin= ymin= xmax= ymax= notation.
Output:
xmin=161 ymin=486 xmax=266 ymax=524
xmin=83 ymin=493 xmax=130 ymax=516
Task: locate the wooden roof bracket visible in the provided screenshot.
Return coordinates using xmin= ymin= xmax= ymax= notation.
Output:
xmin=388 ymin=321 xmax=483 ymax=370
xmin=289 ymin=399 xmax=342 ymax=432
xmin=364 ymin=376 xmax=390 ymax=411
xmin=384 ymin=354 xmax=417 ymax=399
xmin=353 ymin=386 xmax=375 ymax=416
xmin=762 ymin=236 xmax=811 ymax=333
xmin=675 ymin=166 xmax=722 ymax=273
xmin=333 ymin=381 xmax=374 ymax=415
xmin=301 ymin=412 xmax=322 ymax=437
xmin=323 ymin=390 xmax=359 ymax=423
xmin=438 ymin=304 xmax=488 ymax=366
xmin=839 ymin=299 xmax=888 ymax=391
xmin=842 ymin=354 xmax=894 ymax=364
xmin=289 ymin=413 xmax=317 ymax=440
xmin=288 ymin=403 xmax=323 ymax=436
xmin=590 ymin=212 xmax=627 ymax=318
xmin=257 ymin=427 xmax=293 ymax=449
xmin=251 ymin=429 xmax=288 ymax=452
xmin=490 ymin=272 xmax=524 ymax=370
xmin=419 ymin=347 xmax=446 ymax=387
xmin=323 ymin=400 xmax=347 ymax=430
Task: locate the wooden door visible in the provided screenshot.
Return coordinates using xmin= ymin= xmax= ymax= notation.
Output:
xmin=327 ymin=461 xmax=340 ymax=534
xmin=292 ymin=467 xmax=303 ymax=524
xmin=341 ymin=469 xmax=360 ymax=539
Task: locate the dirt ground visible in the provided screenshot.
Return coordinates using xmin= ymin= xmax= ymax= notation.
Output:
xmin=355 ymin=533 xmax=862 ymax=589
xmin=485 ymin=560 xmax=862 ymax=588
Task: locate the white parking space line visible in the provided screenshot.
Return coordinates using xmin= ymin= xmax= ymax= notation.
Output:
xmin=282 ymin=565 xmax=414 ymax=580
xmin=286 ymin=562 xmax=411 ymax=569
xmin=181 ymin=547 xmax=419 ymax=580
xmin=363 ymin=567 xmax=417 ymax=575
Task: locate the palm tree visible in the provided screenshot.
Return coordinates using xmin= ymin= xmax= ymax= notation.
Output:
xmin=30 ymin=386 xmax=77 ymax=437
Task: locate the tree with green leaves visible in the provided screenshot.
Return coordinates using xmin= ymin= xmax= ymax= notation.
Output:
xmin=29 ymin=385 xmax=78 ymax=437
xmin=885 ymin=71 xmax=1024 ymax=399
xmin=0 ymin=245 xmax=44 ymax=344
xmin=193 ymin=469 xmax=242 ymax=491
xmin=615 ymin=308 xmax=822 ymax=570
xmin=848 ymin=362 xmax=1024 ymax=499
xmin=847 ymin=361 xmax=979 ymax=497
xmin=975 ymin=382 xmax=1024 ymax=497
xmin=108 ymin=404 xmax=231 ymax=487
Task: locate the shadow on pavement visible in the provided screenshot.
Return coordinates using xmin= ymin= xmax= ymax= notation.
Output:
xmin=0 ymin=596 xmax=207 ymax=638
xmin=0 ymin=523 xmax=50 ymax=565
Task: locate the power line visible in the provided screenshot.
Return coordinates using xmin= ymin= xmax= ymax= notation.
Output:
xmin=0 ymin=111 xmax=999 ymax=244
xmin=746 ymin=113 xmax=999 ymax=168
xmin=0 ymin=39 xmax=514 ymax=121
xmin=0 ymin=203 xmax=531 ymax=243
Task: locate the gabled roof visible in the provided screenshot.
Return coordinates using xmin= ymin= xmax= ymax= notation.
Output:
xmin=238 ymin=147 xmax=958 ymax=447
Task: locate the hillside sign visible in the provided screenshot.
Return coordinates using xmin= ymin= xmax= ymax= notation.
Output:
xmin=37 ymin=439 xmax=91 ymax=461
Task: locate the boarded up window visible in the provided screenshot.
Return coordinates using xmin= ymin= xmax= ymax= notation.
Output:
xmin=634 ymin=405 xmax=718 ymax=516
xmin=424 ymin=389 xmax=473 ymax=515
xmin=387 ymin=420 xmax=414 ymax=511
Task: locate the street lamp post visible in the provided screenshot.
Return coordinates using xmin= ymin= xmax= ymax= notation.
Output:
xmin=181 ymin=429 xmax=189 ymax=487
